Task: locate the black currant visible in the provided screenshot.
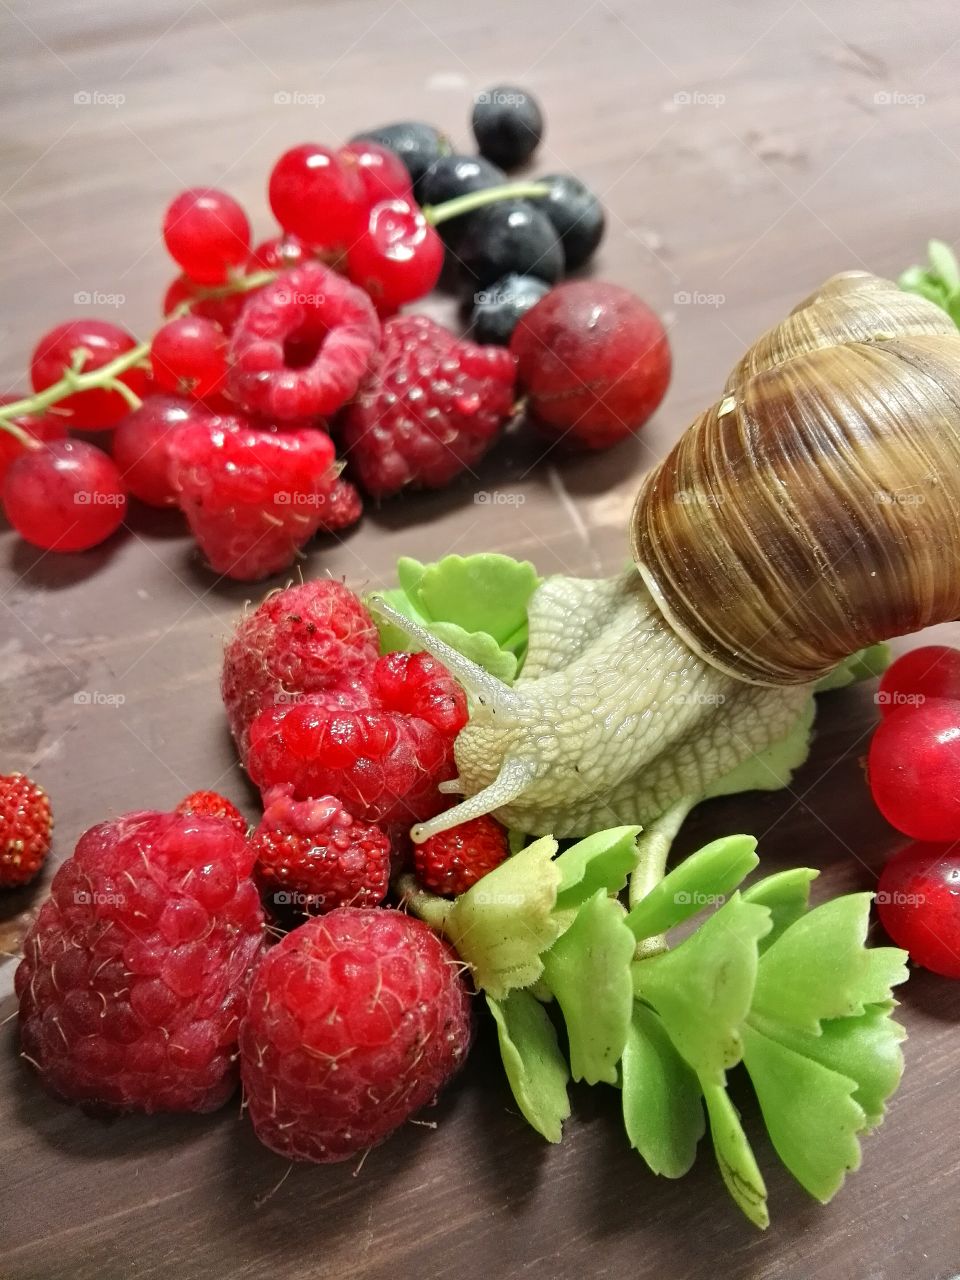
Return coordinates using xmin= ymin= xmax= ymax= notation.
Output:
xmin=468 ymin=273 xmax=552 ymax=345
xmin=538 ymin=174 xmax=605 ymax=270
xmin=471 ymin=85 xmax=544 ymax=170
xmin=457 ymin=201 xmax=563 ymax=288
xmin=419 ymin=154 xmax=506 ymax=210
xmin=349 ymin=121 xmax=452 ymax=193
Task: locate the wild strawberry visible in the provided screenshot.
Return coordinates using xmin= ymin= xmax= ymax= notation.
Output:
xmin=16 ymin=811 xmax=264 ymax=1113
xmin=252 ymin=786 xmax=390 ymax=913
xmin=239 ymin=908 xmax=472 ymax=1162
xmin=168 ymin=414 xmax=338 ymax=581
xmin=340 ymin=315 xmax=516 ymax=497
xmin=414 ymin=815 xmax=510 ymax=897
xmin=0 ymin=773 xmax=52 ymax=888
xmin=221 ymin=579 xmax=380 ymax=762
xmin=175 ymin=790 xmax=248 ymax=837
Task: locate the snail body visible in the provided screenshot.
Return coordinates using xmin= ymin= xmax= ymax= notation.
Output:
xmin=375 ymin=272 xmax=960 ymax=842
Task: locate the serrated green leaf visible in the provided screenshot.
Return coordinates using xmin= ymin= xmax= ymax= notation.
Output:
xmin=703 ymin=698 xmax=815 ymax=799
xmin=428 ymin=621 xmax=518 ymax=681
xmin=751 ymin=894 xmax=909 ymax=1033
xmin=622 ymin=1002 xmax=705 ymax=1177
xmin=396 ymin=555 xmax=427 ymax=598
xmin=816 ymin=643 xmax=891 ymax=691
xmin=741 ymin=1022 xmax=865 ymax=1203
xmin=626 ymin=835 xmax=758 ymax=941
xmin=702 ymin=1082 xmax=769 ymax=1229
xmin=413 ymin=553 xmax=540 ymax=644
xmin=554 ymin=825 xmax=641 ymax=910
xmin=541 ymin=890 xmax=635 ymax=1084
xmin=370 ymin=586 xmax=431 ymax=654
xmin=445 ymin=835 xmax=565 ymax=999
xmin=742 ymin=867 xmax=818 ymax=953
xmin=928 ymin=238 xmax=960 ymax=291
xmin=632 ymin=894 xmax=772 ymax=1085
xmin=487 ymin=991 xmax=571 ymax=1143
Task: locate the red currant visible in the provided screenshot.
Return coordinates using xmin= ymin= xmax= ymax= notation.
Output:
xmin=112 ymin=395 xmax=195 ymax=507
xmin=868 ymin=699 xmax=960 ymax=841
xmin=0 ymin=400 xmax=67 ymax=485
xmin=877 ymin=842 xmax=960 ymax=978
xmin=878 ymin=645 xmax=960 ymax=716
xmin=268 ymin=144 xmax=365 ymax=252
xmin=163 ymin=275 xmax=248 ymax=333
xmin=162 ymin=187 xmax=251 ymax=286
xmin=151 ymin=316 xmax=228 ymax=399
xmin=2 ymin=439 xmax=127 ymax=551
xmin=339 ymin=140 xmax=413 ymax=205
xmin=251 ymin=234 xmax=310 ymax=272
xmin=30 ymin=320 xmax=148 ymax=430
xmin=346 ymin=198 xmax=444 ymax=312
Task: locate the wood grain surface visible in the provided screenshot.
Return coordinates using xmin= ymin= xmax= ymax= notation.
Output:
xmin=2 ymin=1 xmax=960 ymax=1276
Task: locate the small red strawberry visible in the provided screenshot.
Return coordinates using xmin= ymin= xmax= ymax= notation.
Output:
xmin=0 ymin=772 xmax=52 ymax=888
xmin=239 ymin=907 xmax=472 ymax=1162
xmin=340 ymin=314 xmax=516 ymax=496
xmin=175 ymin=790 xmax=248 ymax=837
xmin=168 ymin=414 xmax=339 ymax=581
xmin=252 ymin=786 xmax=390 ymax=913
xmin=414 ymin=815 xmax=510 ymax=897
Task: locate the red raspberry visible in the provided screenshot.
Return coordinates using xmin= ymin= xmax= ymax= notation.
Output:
xmin=246 ymin=652 xmax=467 ymax=825
xmin=414 ymin=815 xmax=509 ymax=897
xmin=221 ymin=579 xmax=380 ymax=761
xmin=239 ymin=908 xmax=472 ymax=1162
xmin=175 ymin=790 xmax=248 ymax=837
xmin=0 ymin=772 xmax=52 ymax=888
xmin=227 ymin=263 xmax=379 ymax=421
xmin=16 ymin=811 xmax=264 ymax=1113
xmin=340 ymin=315 xmax=516 ymax=497
xmin=168 ymin=414 xmax=338 ymax=581
xmin=317 ymin=477 xmax=363 ymax=534
xmin=252 ymin=786 xmax=390 ymax=913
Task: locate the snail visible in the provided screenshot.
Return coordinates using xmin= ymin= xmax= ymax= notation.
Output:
xmin=373 ymin=271 xmax=960 ymax=841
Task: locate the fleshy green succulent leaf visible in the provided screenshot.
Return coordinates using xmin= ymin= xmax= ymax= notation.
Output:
xmin=625 ymin=835 xmax=758 ymax=941
xmin=703 ymin=698 xmax=815 ymax=799
xmin=632 ymin=894 xmax=772 ymax=1085
xmin=553 ymin=825 xmax=641 ymax=910
xmin=622 ymin=1002 xmax=705 ymax=1177
xmin=928 ymin=238 xmax=960 ymax=291
xmin=487 ymin=990 xmax=571 ymax=1143
xmin=428 ymin=621 xmax=518 ymax=682
xmin=412 ymin=553 xmax=540 ymax=644
xmin=371 ymin=586 xmax=431 ymax=654
xmin=751 ymin=894 xmax=909 ymax=1033
xmin=702 ymin=1082 xmax=769 ymax=1229
xmin=815 ymin=643 xmax=891 ymax=691
xmin=444 ymin=835 xmax=566 ymax=999
xmin=541 ymin=890 xmax=635 ymax=1085
xmin=741 ymin=1021 xmax=865 ymax=1203
xmin=742 ymin=867 xmax=819 ymax=953
xmin=396 ymin=555 xmax=428 ymax=599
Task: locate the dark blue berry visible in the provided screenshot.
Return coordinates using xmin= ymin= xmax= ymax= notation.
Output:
xmin=469 ymin=274 xmax=551 ymax=345
xmin=457 ymin=200 xmax=563 ymax=288
xmin=538 ymin=174 xmax=605 ymax=270
xmin=349 ymin=122 xmax=451 ymax=193
xmin=419 ymin=154 xmax=506 ymax=209
xmin=471 ymin=86 xmax=544 ymax=170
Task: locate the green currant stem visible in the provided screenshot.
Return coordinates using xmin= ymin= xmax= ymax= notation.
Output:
xmin=396 ymin=873 xmax=454 ymax=934
xmin=101 ymin=376 xmax=143 ymax=412
xmin=424 ymin=182 xmax=553 ymax=228
xmin=629 ymin=796 xmax=698 ymax=957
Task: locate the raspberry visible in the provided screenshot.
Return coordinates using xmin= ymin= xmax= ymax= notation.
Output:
xmin=317 ymin=477 xmax=363 ymax=533
xmin=252 ymin=787 xmax=390 ymax=913
xmin=16 ymin=811 xmax=264 ymax=1113
xmin=0 ymin=773 xmax=52 ymax=888
xmin=414 ymin=815 xmax=509 ymax=897
xmin=239 ymin=908 xmax=471 ymax=1162
xmin=221 ymin=579 xmax=380 ymax=761
xmin=246 ymin=652 xmax=467 ymax=825
xmin=175 ymin=790 xmax=248 ymax=837
xmin=341 ymin=315 xmax=516 ymax=497
xmin=168 ymin=414 xmax=338 ymax=581
xmin=227 ymin=263 xmax=379 ymax=421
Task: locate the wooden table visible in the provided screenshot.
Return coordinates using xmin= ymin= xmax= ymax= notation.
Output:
xmin=2 ymin=1 xmax=960 ymax=1276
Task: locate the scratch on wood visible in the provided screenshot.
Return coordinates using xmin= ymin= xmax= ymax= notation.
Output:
xmin=547 ymin=468 xmax=603 ymax=574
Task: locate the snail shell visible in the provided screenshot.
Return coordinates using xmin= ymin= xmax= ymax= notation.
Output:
xmin=631 ymin=272 xmax=960 ymax=685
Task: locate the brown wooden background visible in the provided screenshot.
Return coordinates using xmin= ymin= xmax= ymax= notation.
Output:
xmin=2 ymin=1 xmax=960 ymax=1276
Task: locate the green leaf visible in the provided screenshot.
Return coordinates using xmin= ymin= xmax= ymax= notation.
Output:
xmin=742 ymin=867 xmax=818 ymax=953
xmin=487 ymin=991 xmax=571 ymax=1143
xmin=428 ymin=621 xmax=518 ymax=681
xmin=815 ymin=643 xmax=891 ymax=691
xmin=622 ymin=1002 xmax=705 ymax=1177
xmin=553 ymin=825 xmax=641 ymax=910
xmin=632 ymin=894 xmax=772 ymax=1085
xmin=626 ymin=835 xmax=758 ymax=941
xmin=412 ymin=553 xmax=540 ymax=644
xmin=741 ymin=1022 xmax=865 ymax=1203
xmin=703 ymin=697 xmax=815 ymax=798
xmin=751 ymin=894 xmax=909 ymax=1033
xmin=371 ymin=586 xmax=430 ymax=654
xmin=444 ymin=835 xmax=566 ymax=999
xmin=541 ymin=891 xmax=636 ymax=1084
xmin=702 ymin=1082 xmax=769 ymax=1229
xmin=899 ymin=265 xmax=950 ymax=308
xmin=928 ymin=238 xmax=960 ymax=291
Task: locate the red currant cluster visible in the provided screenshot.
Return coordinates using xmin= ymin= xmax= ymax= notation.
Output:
xmin=868 ymin=645 xmax=960 ymax=977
